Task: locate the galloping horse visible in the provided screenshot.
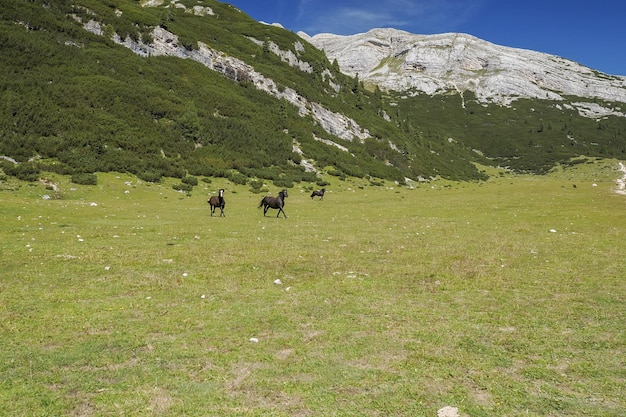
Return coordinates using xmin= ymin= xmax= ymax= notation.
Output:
xmin=258 ymin=189 xmax=288 ymax=218
xmin=208 ymin=189 xmax=225 ymax=217
xmin=310 ymin=188 xmax=326 ymax=200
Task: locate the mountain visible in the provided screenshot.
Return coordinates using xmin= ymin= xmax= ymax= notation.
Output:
xmin=1 ymin=0 xmax=625 ymax=186
xmin=303 ymin=29 xmax=626 ymax=118
xmin=4 ymin=0 xmax=464 ymax=184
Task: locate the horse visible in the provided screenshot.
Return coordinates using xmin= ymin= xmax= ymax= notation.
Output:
xmin=258 ymin=189 xmax=288 ymax=218
xmin=310 ymin=188 xmax=326 ymax=200
xmin=208 ymin=189 xmax=225 ymax=217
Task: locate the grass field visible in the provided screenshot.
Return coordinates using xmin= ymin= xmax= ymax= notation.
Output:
xmin=1 ymin=160 xmax=625 ymax=416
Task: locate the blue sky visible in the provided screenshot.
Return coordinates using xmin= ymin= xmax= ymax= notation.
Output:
xmin=225 ymin=0 xmax=625 ymax=76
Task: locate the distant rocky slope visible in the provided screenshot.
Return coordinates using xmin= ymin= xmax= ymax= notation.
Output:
xmin=302 ymin=29 xmax=626 ymax=118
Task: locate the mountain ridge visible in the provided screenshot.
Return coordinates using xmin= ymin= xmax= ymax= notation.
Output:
xmin=1 ymin=0 xmax=625 ymax=185
xmin=301 ymin=28 xmax=626 ymax=118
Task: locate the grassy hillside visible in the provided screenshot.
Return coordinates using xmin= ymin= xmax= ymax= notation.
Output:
xmin=1 ymin=0 xmax=625 ymax=186
xmin=0 ymin=0 xmax=487 ymax=185
xmin=1 ymin=161 xmax=624 ymax=416
xmin=390 ymin=91 xmax=626 ymax=173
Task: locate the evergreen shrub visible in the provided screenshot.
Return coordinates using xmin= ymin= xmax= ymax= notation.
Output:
xmin=71 ymin=173 xmax=97 ymax=185
xmin=2 ymin=162 xmax=40 ymax=182
xmin=227 ymin=171 xmax=247 ymax=185
xmin=182 ymin=176 xmax=198 ymax=186
xmin=272 ymin=177 xmax=293 ymax=188
xmin=172 ymin=183 xmax=193 ymax=192
xmin=249 ymin=179 xmax=265 ymax=193
xmin=137 ymin=171 xmax=161 ymax=183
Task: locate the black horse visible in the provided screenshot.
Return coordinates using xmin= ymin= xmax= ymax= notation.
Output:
xmin=258 ymin=189 xmax=288 ymax=218
xmin=310 ymin=188 xmax=326 ymax=200
xmin=208 ymin=189 xmax=225 ymax=217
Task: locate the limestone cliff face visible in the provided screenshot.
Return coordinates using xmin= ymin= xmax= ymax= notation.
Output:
xmin=80 ymin=20 xmax=370 ymax=146
xmin=302 ymin=28 xmax=626 ymax=118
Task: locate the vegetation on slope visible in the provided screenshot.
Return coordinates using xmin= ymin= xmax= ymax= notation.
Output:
xmin=390 ymin=91 xmax=626 ymax=173
xmin=1 ymin=0 xmax=625 ymax=186
xmin=1 ymin=0 xmax=486 ymax=185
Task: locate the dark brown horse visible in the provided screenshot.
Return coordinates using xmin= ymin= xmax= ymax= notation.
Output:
xmin=258 ymin=189 xmax=288 ymax=218
xmin=208 ymin=189 xmax=225 ymax=217
xmin=310 ymin=188 xmax=325 ymax=200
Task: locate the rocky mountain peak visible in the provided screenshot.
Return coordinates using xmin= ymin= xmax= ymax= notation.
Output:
xmin=304 ymin=28 xmax=626 ymax=118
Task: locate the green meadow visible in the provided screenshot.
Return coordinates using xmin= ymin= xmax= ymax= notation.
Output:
xmin=1 ymin=161 xmax=624 ymax=416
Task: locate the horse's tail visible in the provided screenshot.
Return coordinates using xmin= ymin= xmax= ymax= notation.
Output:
xmin=310 ymin=191 xmax=315 ymax=198
xmin=258 ymin=197 xmax=265 ymax=208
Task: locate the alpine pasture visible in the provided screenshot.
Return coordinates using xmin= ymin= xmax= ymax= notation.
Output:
xmin=1 ymin=161 xmax=624 ymax=416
